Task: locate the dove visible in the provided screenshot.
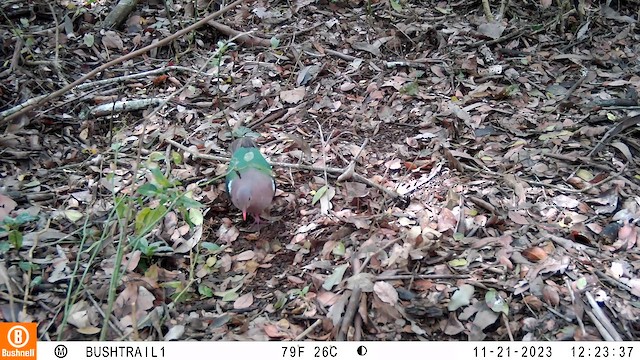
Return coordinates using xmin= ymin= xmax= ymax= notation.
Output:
xmin=225 ymin=137 xmax=275 ymax=225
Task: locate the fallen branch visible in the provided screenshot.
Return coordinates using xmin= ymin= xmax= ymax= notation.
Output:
xmin=336 ymin=287 xmax=361 ymax=341
xmin=76 ymin=66 xmax=202 ymax=91
xmin=295 ymin=319 xmax=322 ymax=340
xmin=208 ymin=20 xmax=271 ymax=47
xmin=90 ymin=98 xmax=168 ymax=117
xmin=585 ymin=291 xmax=623 ymax=341
xmin=100 ymin=0 xmax=139 ymax=29
xmin=375 ymin=274 xmax=470 ymax=281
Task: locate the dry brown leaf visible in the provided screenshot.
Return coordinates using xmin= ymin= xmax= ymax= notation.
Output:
xmin=542 ymin=285 xmax=560 ymax=307
xmin=522 ymin=247 xmax=548 ymax=262
xmin=280 ymin=87 xmax=306 ymax=104
xmin=0 ymin=193 xmax=17 ymax=221
xmin=235 ymin=250 xmax=256 ymax=261
xmin=373 ymin=281 xmax=399 ymax=305
xmin=523 ymin=295 xmax=543 ymax=310
xmin=437 ymin=207 xmax=457 ymax=232
xmin=234 ymin=292 xmax=254 ymax=309
xmin=316 ymin=291 xmax=340 ymax=306
xmin=263 ymin=324 xmax=285 ymax=338
xmin=508 ymin=211 xmax=529 ymax=225
xmin=101 ymin=31 xmax=124 ymax=50
xmin=218 ymin=218 xmax=240 ymax=243
xmin=443 ymin=312 xmax=465 ymax=335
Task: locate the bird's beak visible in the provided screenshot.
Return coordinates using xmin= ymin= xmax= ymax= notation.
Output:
xmin=242 ymin=210 xmax=247 ymax=221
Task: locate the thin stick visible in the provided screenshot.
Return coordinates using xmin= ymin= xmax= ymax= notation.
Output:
xmin=502 ymin=313 xmax=514 ymax=341
xmin=375 ymin=274 xmax=470 ymax=281
xmin=294 ymin=319 xmax=322 ymax=340
xmin=585 ymin=291 xmax=623 ymax=341
xmin=585 ymin=309 xmax=614 ymax=341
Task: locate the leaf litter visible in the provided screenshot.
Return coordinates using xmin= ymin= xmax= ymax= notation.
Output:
xmin=0 ymin=0 xmax=639 ymax=342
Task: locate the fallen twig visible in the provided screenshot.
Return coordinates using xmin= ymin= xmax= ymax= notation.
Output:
xmin=544 ymin=233 xmax=599 ymax=257
xmin=336 ymin=287 xmax=362 ymax=341
xmin=585 ymin=309 xmax=614 ymax=341
xmin=585 ymin=291 xmax=623 ymax=341
xmin=208 ymin=20 xmax=271 ymax=47
xmin=295 ymin=319 xmax=323 ymax=340
xmin=90 ymin=98 xmax=168 ymax=117
xmin=76 ymin=66 xmax=202 ymax=91
xmin=375 ymin=274 xmax=470 ymax=281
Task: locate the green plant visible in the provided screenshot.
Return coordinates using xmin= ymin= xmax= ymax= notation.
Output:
xmin=0 ymin=213 xmax=39 ymax=253
xmin=289 ymin=284 xmax=310 ymax=299
xmin=132 ymin=161 xmax=205 ymax=259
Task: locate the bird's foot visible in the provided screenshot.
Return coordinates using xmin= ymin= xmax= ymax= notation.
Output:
xmin=245 ymin=216 xmax=266 ymax=232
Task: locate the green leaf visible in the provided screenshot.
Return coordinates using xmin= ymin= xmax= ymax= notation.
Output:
xmin=434 ymin=6 xmax=452 ymax=14
xmin=485 ymin=289 xmax=509 ymax=315
xmin=312 ymin=185 xmax=328 ymax=205
xmin=8 ymin=230 xmax=23 ymax=248
xmin=448 ymin=284 xmax=474 ymax=311
xmin=18 ymin=261 xmax=38 ymax=272
xmin=448 ymin=258 xmax=468 ymax=267
xmin=1 ymin=217 xmax=17 ymax=227
xmin=137 ymin=183 xmax=158 ymax=197
xmin=148 ymin=152 xmax=166 ymax=162
xmin=14 ymin=213 xmax=38 ymax=225
xmin=332 ymin=242 xmax=346 ymax=256
xmin=201 ymin=242 xmax=221 ymax=252
xmin=150 ymin=167 xmax=172 ymax=189
xmin=178 ymin=196 xmax=204 ymax=208
xmin=188 ymin=208 xmax=204 ymax=226
xmin=233 ymin=127 xmax=259 ymax=139
xmin=171 ymin=151 xmax=183 ymax=165
xmin=114 ymin=196 xmax=130 ymax=219
xmin=322 ymin=263 xmax=349 ymax=290
xmin=274 ymin=294 xmax=287 ymax=310
xmin=83 ymin=33 xmax=94 ymax=47
xmin=400 ymin=81 xmax=419 ymax=96
xmin=135 ymin=208 xmax=151 ymax=235
xmin=390 ymin=0 xmax=402 ymax=12
xmin=214 ymin=283 xmax=243 ymax=301
xmin=30 ymin=275 xmax=42 ymax=288
xmin=205 ymin=256 xmax=217 ymax=267
xmin=270 ymin=36 xmax=280 ymax=48
xmin=0 ymin=242 xmax=10 ymax=253
xmin=198 ymin=284 xmax=213 ymax=298
xmin=64 ymin=209 xmax=84 ymax=222
xmin=576 ymin=169 xmax=594 ymax=181
xmin=134 ymin=205 xmax=167 ymax=235
xmin=160 ymin=281 xmax=183 ymax=289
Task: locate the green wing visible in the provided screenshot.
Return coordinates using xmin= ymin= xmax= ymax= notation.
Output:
xmin=227 ymin=147 xmax=273 ymax=179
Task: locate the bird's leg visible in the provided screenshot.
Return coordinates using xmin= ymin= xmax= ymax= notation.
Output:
xmin=246 ymin=214 xmax=264 ymax=232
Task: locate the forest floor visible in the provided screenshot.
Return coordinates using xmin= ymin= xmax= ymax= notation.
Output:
xmin=0 ymin=0 xmax=639 ymax=341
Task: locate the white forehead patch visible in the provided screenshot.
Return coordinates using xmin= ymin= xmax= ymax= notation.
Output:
xmin=243 ymin=151 xmax=255 ymax=162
